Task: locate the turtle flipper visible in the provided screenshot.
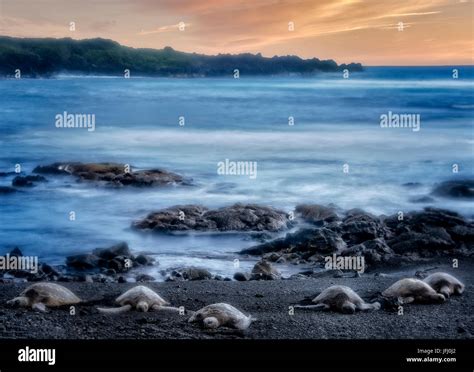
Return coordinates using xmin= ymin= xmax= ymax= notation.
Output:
xmin=32 ymin=302 xmax=48 ymax=312
xmin=97 ymin=304 xmax=132 ymax=314
xmin=293 ymin=304 xmax=329 ymax=311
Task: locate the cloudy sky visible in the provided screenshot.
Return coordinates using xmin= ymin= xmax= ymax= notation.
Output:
xmin=0 ymin=0 xmax=472 ymax=65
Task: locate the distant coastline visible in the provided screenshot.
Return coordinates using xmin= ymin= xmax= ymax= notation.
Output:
xmin=0 ymin=36 xmax=363 ymax=78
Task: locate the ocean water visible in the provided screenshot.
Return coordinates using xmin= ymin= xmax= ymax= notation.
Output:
xmin=0 ymin=66 xmax=473 ymax=279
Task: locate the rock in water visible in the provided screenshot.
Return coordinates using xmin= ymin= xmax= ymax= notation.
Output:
xmin=12 ymin=175 xmax=47 ymax=187
xmin=33 ymin=162 xmax=191 ymax=187
xmin=295 ymin=204 xmax=339 ymax=225
xmin=432 ymin=180 xmax=474 ymax=199
xmin=0 ymin=186 xmax=17 ymax=194
xmin=241 ymin=227 xmax=346 ymax=255
xmin=133 ymin=203 xmax=291 ymax=232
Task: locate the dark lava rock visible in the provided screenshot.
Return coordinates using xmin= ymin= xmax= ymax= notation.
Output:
xmin=133 ymin=203 xmax=291 ymax=232
xmin=432 ymin=179 xmax=474 ymax=199
xmin=233 ymin=272 xmax=251 ymax=281
xmin=295 ymin=204 xmax=339 ymax=225
xmin=241 ymin=227 xmax=346 ymax=255
xmin=135 ymin=274 xmax=155 ymax=282
xmin=250 ymin=260 xmax=281 ymax=280
xmin=133 ymin=205 xmax=210 ymax=231
xmin=135 ymin=254 xmax=155 ymax=266
xmin=339 ymin=212 xmax=391 ymax=245
xmin=0 ymin=186 xmax=17 ymax=194
xmin=0 ymin=171 xmax=17 ymax=177
xmin=165 ymin=267 xmax=213 ymax=281
xmin=409 ymin=196 xmax=435 ymax=204
xmin=66 ymin=254 xmax=105 ymax=270
xmin=9 ymin=247 xmax=23 ymax=257
xmin=12 ymin=175 xmax=47 ymax=187
xmin=33 ymin=162 xmax=190 ymax=187
xmin=66 ymin=242 xmax=156 ymax=275
xmin=340 ymin=238 xmax=395 ymax=268
xmin=93 ymin=242 xmax=132 ymax=260
xmin=384 ymin=208 xmax=473 ymax=255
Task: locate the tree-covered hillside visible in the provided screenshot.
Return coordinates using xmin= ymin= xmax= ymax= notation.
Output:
xmin=0 ymin=36 xmax=363 ymax=77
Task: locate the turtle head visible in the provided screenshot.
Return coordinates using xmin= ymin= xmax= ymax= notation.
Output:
xmin=137 ymin=300 xmax=149 ymax=312
xmin=439 ymin=286 xmax=451 ymax=299
xmin=203 ymin=317 xmax=219 ymax=329
xmin=7 ymin=296 xmax=30 ymax=308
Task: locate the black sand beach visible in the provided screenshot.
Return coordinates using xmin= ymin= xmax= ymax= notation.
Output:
xmin=1 ymin=259 xmax=472 ymax=340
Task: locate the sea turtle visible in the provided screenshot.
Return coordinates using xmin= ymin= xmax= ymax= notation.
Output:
xmin=7 ymin=283 xmax=81 ymax=312
xmin=188 ymin=303 xmax=255 ymax=330
xmin=423 ymin=272 xmax=464 ymax=298
xmin=97 ymin=285 xmax=178 ymax=314
xmin=293 ymin=285 xmax=380 ymax=314
xmin=382 ymin=278 xmax=446 ymax=304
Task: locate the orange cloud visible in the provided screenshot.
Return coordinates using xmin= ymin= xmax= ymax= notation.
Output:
xmin=0 ymin=0 xmax=472 ymax=65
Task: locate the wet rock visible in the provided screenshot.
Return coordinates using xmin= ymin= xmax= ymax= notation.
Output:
xmin=66 ymin=242 xmax=140 ymax=274
xmin=9 ymin=247 xmax=23 ymax=257
xmin=262 ymin=252 xmax=282 ymax=262
xmin=135 ymin=274 xmax=155 ymax=282
xmin=432 ymin=179 xmax=474 ymax=199
xmin=166 ymin=267 xmax=213 ymax=281
xmin=33 ymin=163 xmax=72 ymax=175
xmin=133 ymin=203 xmax=291 ymax=232
xmin=66 ymin=254 xmax=105 ymax=270
xmin=33 ymin=162 xmax=191 ymax=187
xmin=339 ymin=212 xmax=391 ymax=245
xmin=39 ymin=263 xmax=60 ymax=277
xmin=107 ymin=257 xmax=128 ymax=273
xmin=250 ymin=260 xmax=281 ymax=280
xmin=92 ymin=242 xmax=132 ymax=260
xmin=133 ymin=205 xmax=210 ymax=231
xmin=0 ymin=186 xmax=17 ymax=194
xmin=385 ymin=208 xmax=473 ymax=255
xmin=0 ymin=171 xmax=17 ymax=177
xmin=233 ymin=272 xmax=251 ymax=281
xmin=409 ymin=196 xmax=435 ymax=204
xmin=295 ymin=204 xmax=339 ymax=225
xmin=12 ymin=175 xmax=47 ymax=187
xmin=340 ymin=238 xmax=395 ymax=268
xmin=134 ymin=254 xmax=155 ymax=266
xmin=241 ymin=227 xmax=346 ymax=255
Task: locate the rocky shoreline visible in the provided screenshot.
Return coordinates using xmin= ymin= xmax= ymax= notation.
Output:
xmin=0 ymin=162 xmax=473 ymax=285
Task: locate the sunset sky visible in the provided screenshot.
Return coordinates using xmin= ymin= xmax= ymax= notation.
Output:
xmin=0 ymin=0 xmax=472 ymax=66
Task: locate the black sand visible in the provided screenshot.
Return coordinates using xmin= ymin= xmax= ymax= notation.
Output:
xmin=0 ymin=260 xmax=472 ymax=339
